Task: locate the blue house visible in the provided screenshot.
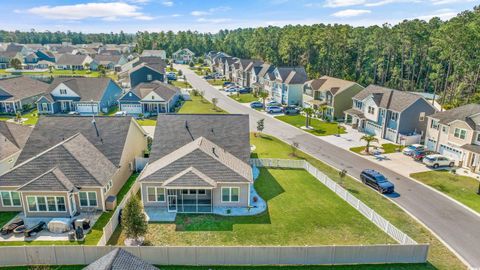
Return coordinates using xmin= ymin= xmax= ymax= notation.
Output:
xmin=35 ymin=50 xmax=56 ymax=63
xmin=37 ymin=77 xmax=123 ymax=115
xmin=344 ymin=85 xmax=437 ymax=144
xmin=118 ymin=80 xmax=180 ymax=116
xmin=119 ymin=57 xmax=166 ymax=88
xmin=270 ymin=66 xmax=307 ymax=106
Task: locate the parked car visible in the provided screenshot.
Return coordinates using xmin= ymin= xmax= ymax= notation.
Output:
xmin=166 ymin=72 xmax=177 ymax=81
xmin=402 ymin=144 xmax=425 ymax=156
xmin=284 ymin=105 xmax=300 ymax=115
xmin=225 ymin=87 xmax=238 ymax=93
xmin=360 ymin=169 xmax=395 ymax=194
xmin=250 ymin=101 xmax=264 ymax=109
xmin=412 ymin=150 xmax=436 ymax=161
xmin=238 ymin=87 xmax=252 ymax=94
xmin=203 ymin=75 xmax=213 ymax=80
xmin=266 ymin=101 xmax=281 ymax=107
xmin=266 ymin=106 xmax=283 ymax=114
xmin=423 ymin=154 xmax=455 ymax=168
xmin=223 ymin=81 xmax=233 ymax=87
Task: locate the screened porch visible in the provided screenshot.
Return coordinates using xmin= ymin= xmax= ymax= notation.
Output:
xmin=166 ymin=189 xmax=212 ymax=213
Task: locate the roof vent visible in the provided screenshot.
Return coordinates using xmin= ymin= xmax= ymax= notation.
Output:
xmin=92 ymin=119 xmax=100 ymax=137
xmin=212 ymin=147 xmax=218 ymax=157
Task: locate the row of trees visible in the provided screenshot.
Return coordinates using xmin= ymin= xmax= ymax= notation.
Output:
xmin=1 ymin=7 xmax=479 ymax=107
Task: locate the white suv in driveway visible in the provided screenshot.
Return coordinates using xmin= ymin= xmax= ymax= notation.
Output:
xmin=423 ymin=154 xmax=455 ymax=168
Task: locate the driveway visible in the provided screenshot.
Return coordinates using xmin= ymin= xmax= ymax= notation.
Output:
xmin=177 ymin=64 xmax=480 ymax=268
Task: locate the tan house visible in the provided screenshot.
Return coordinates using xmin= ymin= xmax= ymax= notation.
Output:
xmin=0 ymin=122 xmax=32 ymax=175
xmin=139 ymin=114 xmax=253 ymax=215
xmin=303 ymin=76 xmax=364 ymax=120
xmin=424 ymin=104 xmax=480 ymax=172
xmin=0 ymin=116 xmax=147 ymax=218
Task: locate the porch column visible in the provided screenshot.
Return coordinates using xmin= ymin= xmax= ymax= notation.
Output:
xmin=12 ymin=102 xmax=16 ymax=114
xmin=157 ymin=103 xmax=159 ymax=114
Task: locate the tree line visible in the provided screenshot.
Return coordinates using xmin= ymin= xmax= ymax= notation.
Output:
xmin=1 ymin=6 xmax=479 ymax=107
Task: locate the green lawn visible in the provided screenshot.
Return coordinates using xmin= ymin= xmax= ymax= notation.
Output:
xmin=0 ymin=110 xmax=39 ymax=126
xmin=171 ymin=80 xmax=192 ymax=88
xmin=0 ymin=69 xmax=102 ymax=77
xmin=0 ymin=173 xmax=139 ymax=246
xmin=275 ymin=115 xmax=346 ymax=136
xmin=350 ymin=143 xmax=402 ymax=154
xmin=101 ymin=106 xmax=119 ymax=116
xmin=229 ymin=93 xmax=258 ymax=103
xmin=109 ymin=168 xmax=394 ymax=246
xmin=207 ymin=79 xmax=228 ymax=86
xmin=249 ymin=133 xmax=464 ymax=270
xmin=178 ymin=95 xmax=227 ymax=114
xmin=0 ymin=212 xmax=18 ymax=228
xmin=166 ymin=67 xmax=178 ymax=72
xmin=136 ymin=118 xmax=157 ymax=126
xmin=410 ymin=170 xmax=480 ymax=214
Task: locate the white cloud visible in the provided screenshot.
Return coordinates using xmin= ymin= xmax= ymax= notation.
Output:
xmin=162 ymin=1 xmax=174 ymax=7
xmin=191 ymin=6 xmax=231 ymax=16
xmin=332 ymin=9 xmax=371 ymax=17
xmin=26 ymin=2 xmax=153 ymax=21
xmin=191 ymin=11 xmax=209 ymax=16
xmin=171 ymin=14 xmax=182 ymax=17
xmin=416 ymin=9 xmax=457 ymax=20
xmin=197 ymin=18 xmax=232 ymax=24
xmin=324 ymin=0 xmax=366 ymax=7
xmin=431 ymin=0 xmax=474 ymax=4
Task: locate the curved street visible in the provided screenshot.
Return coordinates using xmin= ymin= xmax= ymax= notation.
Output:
xmin=177 ymin=64 xmax=480 ymax=269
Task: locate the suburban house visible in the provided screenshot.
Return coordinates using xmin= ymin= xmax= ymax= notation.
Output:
xmin=206 ymin=51 xmax=229 ymax=69
xmin=258 ymin=64 xmax=276 ymax=94
xmin=35 ymin=50 xmax=56 ymax=63
xmin=251 ymin=63 xmax=275 ymax=92
xmin=0 ymin=51 xmax=23 ymax=69
xmin=271 ymin=66 xmax=308 ymax=106
xmin=238 ymin=59 xmax=264 ymax=87
xmin=0 ymin=122 xmax=32 ymax=175
xmin=141 ymin=50 xmax=167 ymax=59
xmin=344 ymin=85 xmax=437 ymax=144
xmin=0 ymin=76 xmax=50 ymax=113
xmin=424 ymin=104 xmax=480 ymax=171
xmin=36 ymin=77 xmax=123 ymax=115
xmin=139 ymin=114 xmax=253 ymax=215
xmin=55 ymin=54 xmax=93 ymax=70
xmin=303 ymin=76 xmax=364 ymax=121
xmin=0 ymin=116 xmax=148 ymax=218
xmin=119 ymin=57 xmax=166 ymax=88
xmin=118 ymin=80 xmax=181 ymax=116
xmin=221 ymin=57 xmax=238 ymax=78
xmin=5 ymin=43 xmax=28 ymax=56
xmin=85 ymin=248 xmax=158 ymax=270
xmin=90 ymin=54 xmax=127 ymax=71
xmin=172 ymin=48 xmax=195 ymax=64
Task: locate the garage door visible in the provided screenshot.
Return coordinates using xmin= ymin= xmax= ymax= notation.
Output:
xmin=439 ymin=144 xmax=463 ymax=162
xmin=364 ymin=122 xmax=382 ymax=137
xmin=121 ymin=103 xmax=142 ymax=114
xmin=76 ymin=103 xmax=99 ymax=114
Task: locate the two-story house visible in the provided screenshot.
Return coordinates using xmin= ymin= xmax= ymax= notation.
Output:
xmin=118 ymin=57 xmax=167 ymax=88
xmin=303 ymin=76 xmax=364 ymax=121
xmin=424 ymin=104 xmax=480 ymax=171
xmin=37 ymin=77 xmax=123 ymax=115
xmin=344 ymin=85 xmax=437 ymax=144
xmin=271 ymin=66 xmax=308 ymax=106
xmin=0 ymin=76 xmax=49 ymax=114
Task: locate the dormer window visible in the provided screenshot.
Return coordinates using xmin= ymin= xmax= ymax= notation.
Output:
xmin=152 ymin=95 xmax=155 ymax=100
xmin=368 ymin=106 xmax=375 ymax=114
xmin=147 ymin=74 xmax=152 ymax=81
xmin=60 ymin=89 xmax=67 ymax=95
xmin=128 ymin=93 xmax=132 ymax=97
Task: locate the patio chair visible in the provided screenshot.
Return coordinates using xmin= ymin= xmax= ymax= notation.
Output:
xmin=0 ymin=218 xmax=24 ymax=235
xmin=24 ymin=221 xmax=46 ymax=237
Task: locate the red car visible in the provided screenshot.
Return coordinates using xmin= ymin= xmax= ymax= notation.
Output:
xmin=412 ymin=150 xmax=436 ymax=161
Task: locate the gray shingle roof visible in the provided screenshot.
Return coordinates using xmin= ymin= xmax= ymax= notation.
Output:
xmin=47 ymin=77 xmax=114 ymax=102
xmin=131 ymin=81 xmax=179 ymax=101
xmin=94 ymin=54 xmax=123 ymax=64
xmin=17 ymin=116 xmax=132 ymax=166
xmin=17 ymin=167 xmax=76 ymax=192
xmin=56 ymin=54 xmax=89 ymax=65
xmin=84 ymin=248 xmax=158 ymax=270
xmin=275 ymin=66 xmax=307 ymax=84
xmin=0 ymin=76 xmax=49 ymax=101
xmin=150 ymin=114 xmax=250 ymax=162
xmin=305 ymin=76 xmax=360 ymax=96
xmin=353 ymin=85 xmax=430 ymax=112
xmin=429 ymin=104 xmax=480 ymax=130
xmin=0 ymin=122 xmax=32 ymax=161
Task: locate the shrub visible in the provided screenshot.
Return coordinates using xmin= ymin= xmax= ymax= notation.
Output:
xmin=121 ymin=196 xmax=147 ymax=242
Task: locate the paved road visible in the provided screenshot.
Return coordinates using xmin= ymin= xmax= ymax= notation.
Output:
xmin=178 ymin=65 xmax=480 ymax=268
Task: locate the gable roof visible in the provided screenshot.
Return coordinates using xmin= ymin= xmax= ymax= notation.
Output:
xmin=93 ymin=54 xmax=123 ymax=65
xmin=56 ymin=54 xmax=89 ymax=65
xmin=6 ymin=43 xmax=25 ymax=53
xmin=16 ymin=116 xmax=132 ymax=166
xmin=48 ymin=77 xmax=114 ymax=101
xmin=275 ymin=66 xmax=307 ymax=84
xmin=129 ymin=62 xmax=165 ymax=76
xmin=135 ymin=56 xmax=167 ymax=73
xmin=173 ymin=48 xmax=195 ymax=56
xmin=150 ymin=114 xmax=251 ymax=162
xmin=353 ymin=85 xmax=432 ymax=112
xmin=305 ymin=76 xmax=362 ymax=96
xmin=258 ymin=63 xmax=276 ymax=78
xmin=17 ymin=167 xmax=76 ymax=192
xmin=0 ymin=122 xmax=32 ymax=161
xmin=0 ymin=76 xmax=49 ymax=101
xmin=0 ymin=132 xmax=118 ymax=188
xmin=429 ymin=104 xmax=480 ymax=130
xmin=140 ymin=137 xmax=253 ymax=185
xmin=141 ymin=50 xmax=165 ymax=57
xmin=130 ymin=81 xmax=179 ymax=101
xmin=84 ymin=248 xmax=158 ymax=270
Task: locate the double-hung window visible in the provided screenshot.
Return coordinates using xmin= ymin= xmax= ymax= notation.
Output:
xmin=221 ymin=187 xmax=240 ymax=203
xmin=26 ymin=196 xmax=66 ymax=212
xmin=0 ymin=191 xmax=21 ymax=207
xmin=454 ymin=128 xmax=467 ymax=140
xmin=147 ymin=187 xmax=165 ymax=202
xmin=79 ymin=192 xmax=98 ymax=207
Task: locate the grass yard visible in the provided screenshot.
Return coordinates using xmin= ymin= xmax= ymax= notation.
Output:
xmin=229 ymin=93 xmax=258 ymax=103
xmin=0 ymin=69 xmax=101 ymax=77
xmin=171 ymin=80 xmax=192 ymax=88
xmin=207 ymin=79 xmax=228 ymax=86
xmin=0 ymin=109 xmax=39 ymax=126
xmin=249 ymin=133 xmax=465 ymax=270
xmin=275 ymin=115 xmax=346 ymax=136
xmin=178 ymin=95 xmax=227 ymax=114
xmin=166 ymin=67 xmax=178 ymax=73
xmin=410 ymin=170 xmax=480 ymax=214
xmin=101 ymin=106 xmax=119 ymax=116
xmin=136 ymin=118 xmax=157 ymax=126
xmin=0 ymin=212 xmax=18 ymax=228
xmin=350 ymin=143 xmax=402 ymax=154
xmin=109 ymin=168 xmax=394 ymax=246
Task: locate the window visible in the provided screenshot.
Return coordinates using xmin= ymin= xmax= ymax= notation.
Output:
xmin=41 ymin=103 xmax=48 ymax=111
xmin=26 ymin=196 xmax=66 ymax=212
xmin=189 ymin=189 xmax=197 ymax=194
xmin=477 ymin=133 xmax=480 ymax=142
xmin=147 ymin=187 xmax=165 ymax=202
xmin=454 ymin=128 xmax=467 ymax=140
xmin=431 ymin=120 xmax=439 ymax=130
xmin=442 ymin=126 xmax=448 ymax=133
xmin=368 ymin=106 xmax=375 ymax=114
xmin=79 ymin=192 xmax=97 ymax=207
xmin=0 ymin=191 xmax=21 ymax=207
xmin=419 ymin=112 xmax=425 ymax=121
xmin=59 ymin=89 xmax=67 ymax=95
xmin=390 ymin=112 xmax=398 ymax=121
xmin=103 ymin=180 xmax=113 ymax=194
xmin=221 ymin=187 xmax=240 ymax=203
xmin=198 ymin=189 xmax=206 ymax=195
xmin=147 ymin=74 xmax=152 ymax=81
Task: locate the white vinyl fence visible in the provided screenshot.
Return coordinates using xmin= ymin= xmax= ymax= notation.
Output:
xmin=0 ymin=245 xmax=429 ymax=267
xmin=250 ymin=158 xmax=417 ymax=245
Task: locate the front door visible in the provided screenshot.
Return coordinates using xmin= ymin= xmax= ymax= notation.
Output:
xmin=70 ymin=194 xmax=77 ymax=216
xmin=168 ymin=195 xmax=177 ymax=212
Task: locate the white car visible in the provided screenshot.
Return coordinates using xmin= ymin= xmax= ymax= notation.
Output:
xmin=402 ymin=144 xmax=425 ymax=156
xmin=423 ymin=154 xmax=455 ymax=168
xmin=114 ymin=111 xmax=127 ymax=116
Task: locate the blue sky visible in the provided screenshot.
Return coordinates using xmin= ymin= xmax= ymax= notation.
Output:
xmin=1 ymin=0 xmax=478 ymax=33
